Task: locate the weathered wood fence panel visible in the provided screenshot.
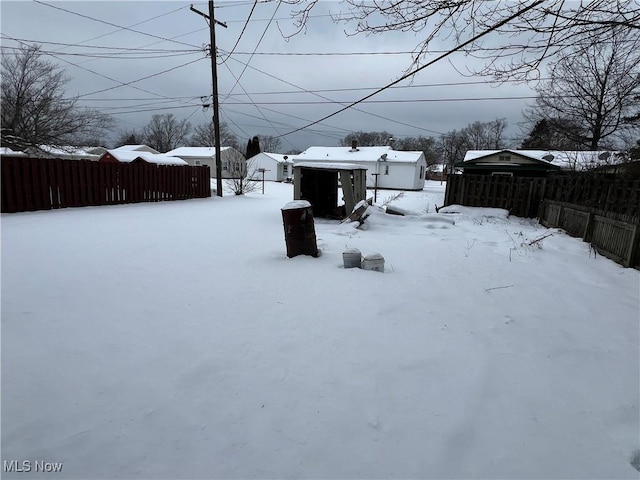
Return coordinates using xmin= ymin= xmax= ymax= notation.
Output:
xmin=539 ymin=199 xmax=640 ymax=268
xmin=445 ymin=174 xmax=640 ymax=218
xmin=444 ymin=175 xmax=548 ymax=217
xmin=1 ymin=156 xmax=211 ymax=213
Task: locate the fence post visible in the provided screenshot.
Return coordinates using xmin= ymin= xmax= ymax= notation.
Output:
xmin=583 ymin=212 xmax=595 ymax=243
xmin=458 ymin=175 xmax=466 ymax=205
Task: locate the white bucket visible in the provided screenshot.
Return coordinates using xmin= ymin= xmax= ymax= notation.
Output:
xmin=362 ymin=253 xmax=384 ymax=272
xmin=342 ymin=248 xmax=362 ymax=268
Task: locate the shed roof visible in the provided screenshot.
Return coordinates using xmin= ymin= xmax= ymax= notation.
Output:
xmin=463 ymin=149 xmax=627 ymax=170
xmin=294 ymin=146 xmax=424 ymax=164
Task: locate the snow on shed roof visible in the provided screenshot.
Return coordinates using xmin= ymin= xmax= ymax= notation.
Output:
xmin=294 ymin=146 xmax=424 ymax=163
xmin=105 ymin=150 xmax=188 ymax=166
xmin=164 ymin=146 xmax=233 ymax=157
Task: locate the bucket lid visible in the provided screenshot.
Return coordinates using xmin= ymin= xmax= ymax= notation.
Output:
xmin=363 ymin=252 xmax=384 ymax=260
xmin=343 ymin=248 xmax=361 ymax=254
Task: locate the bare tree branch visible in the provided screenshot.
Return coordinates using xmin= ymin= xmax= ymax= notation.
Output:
xmin=280 ymin=0 xmax=640 ymax=81
xmin=1 ymin=45 xmax=113 ymax=150
xmin=141 ymin=114 xmax=191 ymax=153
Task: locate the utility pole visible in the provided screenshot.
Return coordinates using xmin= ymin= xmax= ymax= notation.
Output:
xmin=191 ymin=2 xmax=226 ymax=197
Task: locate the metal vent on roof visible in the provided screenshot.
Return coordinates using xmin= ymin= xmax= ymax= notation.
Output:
xmin=542 ymin=154 xmax=554 ymax=162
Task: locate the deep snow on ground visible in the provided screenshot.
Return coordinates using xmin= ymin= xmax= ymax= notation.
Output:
xmin=2 ymin=181 xmax=639 ymax=479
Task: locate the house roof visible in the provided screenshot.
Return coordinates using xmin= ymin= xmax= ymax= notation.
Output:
xmin=462 ymin=149 xmax=627 ymax=170
xmin=104 ymin=150 xmax=188 ymax=166
xmin=113 ymin=145 xmax=160 ymax=154
xmin=165 ymin=146 xmax=233 ymax=157
xmin=256 ymin=152 xmax=293 ymax=163
xmin=295 ymin=161 xmax=367 ymax=171
xmin=294 ymin=146 xmax=424 ymax=164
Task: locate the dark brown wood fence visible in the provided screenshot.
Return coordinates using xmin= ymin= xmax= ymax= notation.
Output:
xmin=1 ymin=156 xmax=211 ymax=213
xmin=539 ymin=200 xmax=640 ymax=268
xmin=444 ymin=174 xmax=640 ymax=218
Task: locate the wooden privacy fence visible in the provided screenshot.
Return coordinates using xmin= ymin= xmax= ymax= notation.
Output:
xmin=1 ymin=156 xmax=211 ymax=213
xmin=445 ymin=174 xmax=640 ymax=218
xmin=539 ymin=200 xmax=640 ymax=268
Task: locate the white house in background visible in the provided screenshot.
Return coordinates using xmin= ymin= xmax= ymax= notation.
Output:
xmin=164 ymin=146 xmax=246 ymax=178
xmin=249 ymin=152 xmax=293 ymax=182
xmin=292 ymin=142 xmax=427 ymax=190
xmin=112 ymin=144 xmax=160 ymax=154
xmin=99 ymin=149 xmax=188 ymax=166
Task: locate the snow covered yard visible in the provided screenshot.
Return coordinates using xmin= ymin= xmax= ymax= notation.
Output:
xmin=2 ymin=180 xmax=638 ymax=479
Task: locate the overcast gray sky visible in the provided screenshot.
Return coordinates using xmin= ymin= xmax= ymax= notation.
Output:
xmin=1 ymin=0 xmax=540 ymax=152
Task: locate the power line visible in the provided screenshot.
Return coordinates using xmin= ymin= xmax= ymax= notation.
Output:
xmin=2 ymin=35 xmax=192 ymax=104
xmin=274 ymin=0 xmax=546 ymax=138
xmin=0 ymin=46 xmax=202 ymax=61
xmin=218 ymin=95 xmax=544 ymax=105
xmin=224 ymin=0 xmax=281 ymax=99
xmin=33 ymin=1 xmax=200 ymax=49
xmin=0 ymin=37 xmax=200 ymax=54
xmin=75 ymin=57 xmax=205 ymax=98
xmin=219 ymin=0 xmax=259 ymax=64
xmin=222 ymin=55 xmax=446 ymax=135
xmin=76 ymin=96 xmax=199 ymax=102
xmin=220 ymin=106 xmax=347 ymax=141
xmin=64 ymin=5 xmax=190 ymax=50
xmin=221 ymin=60 xmax=298 ymax=151
xmin=217 ymin=78 xmax=546 ymax=97
xmin=105 ymin=104 xmax=205 ymax=115
xmin=221 ymin=38 xmax=639 ymax=57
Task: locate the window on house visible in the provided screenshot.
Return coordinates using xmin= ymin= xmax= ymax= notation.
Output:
xmin=283 ymin=164 xmax=288 ymax=174
xmin=498 ymin=155 xmax=511 ymax=162
xmin=195 ymin=160 xmax=201 ymax=166
xmin=223 ymin=161 xmax=229 ymax=170
xmin=384 ymin=165 xmax=389 ymax=175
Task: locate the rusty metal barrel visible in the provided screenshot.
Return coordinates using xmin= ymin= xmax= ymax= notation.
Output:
xmin=281 ymin=200 xmax=319 ymax=258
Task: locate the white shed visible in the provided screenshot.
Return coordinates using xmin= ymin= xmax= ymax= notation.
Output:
xmin=293 ymin=143 xmax=426 ymax=190
xmin=249 ymin=152 xmax=294 ymax=182
xmin=165 ymin=146 xmax=246 ymax=178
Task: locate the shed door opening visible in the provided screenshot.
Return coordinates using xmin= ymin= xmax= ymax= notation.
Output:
xmin=299 ymin=168 xmax=339 ymax=217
